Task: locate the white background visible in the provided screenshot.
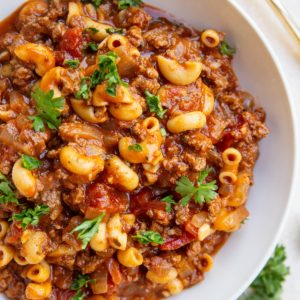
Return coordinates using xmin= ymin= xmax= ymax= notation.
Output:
xmin=234 ymin=1 xmax=300 ymax=299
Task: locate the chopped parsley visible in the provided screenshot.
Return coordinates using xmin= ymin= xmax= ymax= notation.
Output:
xmin=118 ymin=0 xmax=143 ymax=10
xmin=30 ymin=87 xmax=64 ymax=132
xmin=86 ymin=42 xmax=98 ymax=52
xmin=81 ymin=0 xmax=102 ymax=8
xmin=240 ymin=245 xmax=289 ymax=300
xmin=128 ymin=143 xmax=143 ymax=152
xmin=71 ymin=213 xmax=105 ymax=249
xmin=145 ymin=91 xmax=166 ymax=119
xmin=219 ymin=40 xmax=236 ymax=57
xmin=106 ymin=28 xmax=124 ymax=35
xmin=64 ymin=59 xmax=80 ymax=68
xmin=0 ymin=172 xmax=18 ymax=205
xmin=85 ymin=27 xmax=99 ymax=34
xmin=21 ymin=155 xmax=41 ymax=170
xmin=132 ymin=230 xmax=164 ymax=245
xmin=91 ymin=52 xmax=127 ymax=96
xmin=11 ymin=204 xmax=50 ymax=228
xmin=161 ymin=195 xmax=176 ymax=213
xmin=71 ymin=273 xmax=95 ymax=300
xmin=160 ymin=127 xmax=167 ymax=137
xmin=175 ymin=168 xmax=218 ymax=206
xmin=76 ymin=77 xmax=92 ymax=100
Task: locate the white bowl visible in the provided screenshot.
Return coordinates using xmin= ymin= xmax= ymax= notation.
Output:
xmin=0 ymin=1 xmax=297 ymax=300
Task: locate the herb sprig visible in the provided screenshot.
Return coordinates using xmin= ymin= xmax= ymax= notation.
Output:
xmin=64 ymin=59 xmax=80 ymax=68
xmin=91 ymin=52 xmax=127 ymax=96
xmin=71 ymin=213 xmax=105 ymax=249
xmin=118 ymin=0 xmax=143 ymax=10
xmin=81 ymin=0 xmax=102 ymax=8
xmin=175 ymin=168 xmax=218 ymax=206
xmin=71 ymin=273 xmax=95 ymax=300
xmin=240 ymin=245 xmax=289 ymax=300
xmin=132 ymin=230 xmax=164 ymax=245
xmin=30 ymin=87 xmax=64 ymax=132
xmin=21 ymin=155 xmax=41 ymax=170
xmin=219 ymin=40 xmax=236 ymax=57
xmin=145 ymin=91 xmax=166 ymax=119
xmin=106 ymin=28 xmax=124 ymax=35
xmin=161 ymin=195 xmax=176 ymax=213
xmin=76 ymin=78 xmax=92 ymax=100
xmin=0 ymin=172 xmax=18 ymax=205
xmin=11 ymin=204 xmax=50 ymax=228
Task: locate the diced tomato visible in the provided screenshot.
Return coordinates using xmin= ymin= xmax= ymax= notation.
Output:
xmin=85 ymin=183 xmax=128 ymax=218
xmin=130 ymin=188 xmax=166 ymax=215
xmin=5 ymin=222 xmax=22 ymax=245
xmin=54 ymin=50 xmax=65 ymax=66
xmin=59 ymin=27 xmax=83 ymax=58
xmin=107 ymin=258 xmax=123 ymax=285
xmin=184 ymin=222 xmax=199 ymax=237
xmin=160 ymin=231 xmax=196 ymax=251
xmin=216 ymin=132 xmax=234 ymax=152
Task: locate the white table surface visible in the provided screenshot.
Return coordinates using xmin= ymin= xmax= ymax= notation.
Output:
xmin=233 ymin=0 xmax=300 ymax=299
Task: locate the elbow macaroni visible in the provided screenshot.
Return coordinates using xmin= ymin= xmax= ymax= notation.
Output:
xmin=201 ymin=29 xmax=220 ymax=48
xmin=12 ymin=158 xmax=37 ymax=198
xmin=0 ymin=220 xmax=9 ymax=239
xmin=26 ymin=260 xmax=50 ymax=283
xmin=219 ymin=148 xmax=242 ymax=184
xmin=146 ymin=267 xmax=178 ymax=284
xmin=167 ymin=111 xmax=206 ymax=134
xmin=157 ymin=55 xmax=202 ymax=85
xmin=107 ymin=214 xmax=127 ymax=250
xmin=0 ymin=245 xmax=14 ymax=268
xmin=117 ymin=247 xmax=143 ymax=267
xmin=25 ymin=281 xmax=52 ymax=300
xmin=90 ymin=223 xmax=108 ymax=252
xmin=105 ymin=155 xmax=139 ymax=191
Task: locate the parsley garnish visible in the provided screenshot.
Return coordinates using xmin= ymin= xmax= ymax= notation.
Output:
xmin=132 ymin=230 xmax=164 ymax=245
xmin=21 ymin=155 xmax=41 ymax=170
xmin=219 ymin=40 xmax=236 ymax=57
xmin=71 ymin=213 xmax=105 ymax=249
xmin=145 ymin=91 xmax=166 ymax=119
xmin=86 ymin=42 xmax=98 ymax=52
xmin=64 ymin=59 xmax=80 ymax=68
xmin=76 ymin=77 xmax=91 ymax=100
xmin=128 ymin=144 xmax=143 ymax=152
xmin=91 ymin=52 xmax=126 ymax=96
xmin=118 ymin=0 xmax=143 ymax=10
xmin=241 ymin=245 xmax=289 ymax=300
xmin=175 ymin=168 xmax=218 ymax=206
xmin=30 ymin=87 xmax=64 ymax=132
xmin=11 ymin=204 xmax=50 ymax=228
xmin=71 ymin=273 xmax=95 ymax=300
xmin=160 ymin=127 xmax=167 ymax=137
xmin=81 ymin=0 xmax=102 ymax=8
xmin=0 ymin=172 xmax=18 ymax=205
xmin=85 ymin=27 xmax=99 ymax=34
xmin=106 ymin=28 xmax=124 ymax=35
xmin=161 ymin=195 xmax=176 ymax=213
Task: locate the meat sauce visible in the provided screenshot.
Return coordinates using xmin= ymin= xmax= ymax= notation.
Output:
xmin=0 ymin=1 xmax=269 ymax=299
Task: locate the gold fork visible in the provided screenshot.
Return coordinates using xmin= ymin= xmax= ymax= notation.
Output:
xmin=267 ymin=0 xmax=300 ymax=42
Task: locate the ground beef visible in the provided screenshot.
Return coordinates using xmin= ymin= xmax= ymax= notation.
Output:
xmin=116 ymin=7 xmax=151 ymax=29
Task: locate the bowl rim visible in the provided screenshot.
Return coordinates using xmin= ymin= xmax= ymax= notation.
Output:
xmin=227 ymin=1 xmax=299 ymax=299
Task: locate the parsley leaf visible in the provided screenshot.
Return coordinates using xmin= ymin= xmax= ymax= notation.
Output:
xmin=12 ymin=204 xmax=50 ymax=228
xmin=145 ymin=91 xmax=166 ymax=119
xmin=128 ymin=143 xmax=143 ymax=152
xmin=219 ymin=40 xmax=236 ymax=57
xmin=175 ymin=168 xmax=218 ymax=206
xmin=21 ymin=155 xmax=41 ymax=170
xmin=161 ymin=195 xmax=176 ymax=213
xmin=76 ymin=77 xmax=91 ymax=100
xmin=0 ymin=172 xmax=18 ymax=205
xmin=71 ymin=273 xmax=95 ymax=300
xmin=31 ymin=87 xmax=64 ymax=131
xmin=86 ymin=42 xmax=98 ymax=52
xmin=132 ymin=230 xmax=164 ymax=245
xmin=71 ymin=213 xmax=105 ymax=249
xmin=64 ymin=59 xmax=80 ymax=68
xmin=118 ymin=0 xmax=143 ymax=10
xmin=106 ymin=28 xmax=124 ymax=35
xmin=81 ymin=0 xmax=102 ymax=8
xmin=91 ymin=52 xmax=126 ymax=96
xmin=240 ymin=245 xmax=289 ymax=300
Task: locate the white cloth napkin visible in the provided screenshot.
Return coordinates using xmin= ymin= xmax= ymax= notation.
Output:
xmin=233 ymin=1 xmax=300 ymax=299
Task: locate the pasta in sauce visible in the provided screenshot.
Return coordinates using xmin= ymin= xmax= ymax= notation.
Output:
xmin=0 ymin=1 xmax=269 ymax=299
